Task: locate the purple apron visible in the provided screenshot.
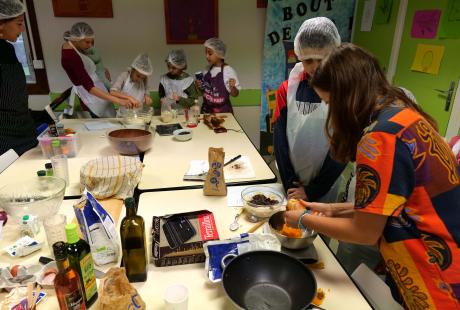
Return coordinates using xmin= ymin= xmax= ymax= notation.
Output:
xmin=201 ymin=64 xmax=233 ymax=113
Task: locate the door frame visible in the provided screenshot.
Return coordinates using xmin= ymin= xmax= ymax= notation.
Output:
xmin=386 ymin=0 xmax=408 ymax=83
xmin=445 ymin=79 xmax=460 ymax=140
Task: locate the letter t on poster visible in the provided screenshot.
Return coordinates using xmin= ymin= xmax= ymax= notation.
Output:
xmin=361 ymin=0 xmax=377 ymax=32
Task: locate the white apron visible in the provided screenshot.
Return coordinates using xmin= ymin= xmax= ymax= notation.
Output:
xmin=287 ymin=62 xmax=329 ymax=184
xmin=159 ymin=74 xmax=194 ymax=112
xmin=68 ymin=42 xmax=116 ymax=118
xmin=118 ymin=72 xmax=146 ymax=116
xmin=286 ymin=62 xmax=341 ymax=202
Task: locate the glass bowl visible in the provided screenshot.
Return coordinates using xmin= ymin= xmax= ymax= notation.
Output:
xmin=0 ymin=176 xmax=65 ymax=220
xmin=121 ymin=106 xmax=153 ymax=128
xmin=241 ymin=186 xmax=284 ymax=222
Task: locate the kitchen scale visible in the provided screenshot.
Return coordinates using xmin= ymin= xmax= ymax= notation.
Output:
xmin=281 ymin=245 xmax=318 ymax=264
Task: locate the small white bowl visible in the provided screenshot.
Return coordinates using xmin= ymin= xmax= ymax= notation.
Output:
xmin=173 ymin=129 xmax=193 ymax=141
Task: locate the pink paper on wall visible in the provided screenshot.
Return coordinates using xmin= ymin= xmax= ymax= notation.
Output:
xmin=411 ymin=10 xmax=442 ymax=39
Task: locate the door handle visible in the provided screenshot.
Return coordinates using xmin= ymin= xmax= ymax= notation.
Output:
xmin=434 ymin=81 xmax=456 ymax=111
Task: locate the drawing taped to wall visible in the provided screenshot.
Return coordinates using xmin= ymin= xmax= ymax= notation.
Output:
xmin=411 ymin=10 xmax=442 ymax=39
xmin=411 ymin=44 xmax=445 ymax=75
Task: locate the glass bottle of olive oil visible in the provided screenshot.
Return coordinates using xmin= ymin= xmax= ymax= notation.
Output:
xmin=65 ymin=223 xmax=98 ymax=307
xmin=120 ymin=197 xmax=147 ymax=282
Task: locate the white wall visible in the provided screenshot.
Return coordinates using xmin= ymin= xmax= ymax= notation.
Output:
xmin=29 ymin=0 xmax=265 ymax=147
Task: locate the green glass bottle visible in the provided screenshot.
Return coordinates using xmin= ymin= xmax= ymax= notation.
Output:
xmin=120 ymin=197 xmax=147 ymax=282
xmin=65 ymin=223 xmax=98 ymax=307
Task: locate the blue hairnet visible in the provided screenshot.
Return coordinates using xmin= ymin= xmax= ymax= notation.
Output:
xmin=294 ymin=17 xmax=341 ymax=60
xmin=132 ymin=53 xmax=153 ymax=76
xmin=204 ymin=38 xmax=226 ymax=59
xmin=0 ymin=0 xmax=25 ymax=20
xmin=63 ymin=22 xmax=95 ymax=41
xmin=166 ymin=49 xmax=187 ymax=69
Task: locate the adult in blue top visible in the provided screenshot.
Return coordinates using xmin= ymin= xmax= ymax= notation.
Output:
xmin=273 ymin=17 xmax=345 ymax=202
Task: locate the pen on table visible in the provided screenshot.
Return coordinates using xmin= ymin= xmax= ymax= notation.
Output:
xmin=195 ymin=155 xmax=242 ymax=177
xmin=224 ymin=155 xmax=242 ymax=167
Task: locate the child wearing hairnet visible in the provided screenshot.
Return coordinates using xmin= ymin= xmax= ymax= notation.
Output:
xmin=197 ymin=38 xmax=241 ymax=113
xmin=159 ymin=49 xmax=200 ymax=113
xmin=110 ymin=53 xmax=153 ymax=115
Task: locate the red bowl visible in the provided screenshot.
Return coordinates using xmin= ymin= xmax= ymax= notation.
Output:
xmin=107 ymin=129 xmax=153 ymax=155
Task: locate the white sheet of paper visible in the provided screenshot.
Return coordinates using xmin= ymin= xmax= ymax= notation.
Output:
xmin=185 ymin=156 xmax=256 ymax=181
xmin=227 ymin=187 xmax=245 ymax=207
xmin=361 ymin=0 xmax=376 ymax=32
xmin=84 ymin=121 xmax=119 ymax=131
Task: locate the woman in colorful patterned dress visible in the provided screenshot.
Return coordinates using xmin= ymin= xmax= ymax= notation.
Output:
xmin=285 ymin=43 xmax=460 ymax=309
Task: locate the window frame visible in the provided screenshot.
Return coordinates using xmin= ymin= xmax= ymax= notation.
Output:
xmin=23 ymin=0 xmax=49 ymax=94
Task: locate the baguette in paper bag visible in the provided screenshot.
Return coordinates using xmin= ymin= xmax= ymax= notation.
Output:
xmin=203 ymin=147 xmax=227 ymax=196
xmin=98 ymin=268 xmax=146 ymax=310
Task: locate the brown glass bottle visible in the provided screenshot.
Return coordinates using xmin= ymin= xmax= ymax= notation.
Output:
xmin=66 ymin=223 xmax=98 ymax=307
xmin=120 ymin=197 xmax=147 ymax=282
xmin=53 ymin=241 xmax=86 ymax=310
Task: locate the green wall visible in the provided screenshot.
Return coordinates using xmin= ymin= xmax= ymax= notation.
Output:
xmin=49 ymin=89 xmax=262 ymax=111
xmin=352 ymin=0 xmax=400 ymax=72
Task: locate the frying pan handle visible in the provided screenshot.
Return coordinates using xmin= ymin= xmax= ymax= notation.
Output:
xmin=221 ymin=253 xmax=237 ymax=269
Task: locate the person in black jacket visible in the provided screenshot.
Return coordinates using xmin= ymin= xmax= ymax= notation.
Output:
xmin=0 ymin=0 xmax=37 ymax=156
xmin=273 ymin=17 xmax=345 ymax=202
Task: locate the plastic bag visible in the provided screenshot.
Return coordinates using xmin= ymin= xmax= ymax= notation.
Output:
xmin=203 ymin=233 xmax=280 ymax=282
xmin=73 ymin=191 xmax=119 ymax=266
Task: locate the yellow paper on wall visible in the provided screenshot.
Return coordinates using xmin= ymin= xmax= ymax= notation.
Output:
xmin=411 ymin=44 xmax=445 ymax=75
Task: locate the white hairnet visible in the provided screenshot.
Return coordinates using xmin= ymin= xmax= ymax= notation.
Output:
xmin=0 ymin=0 xmax=25 ymax=20
xmin=294 ymin=17 xmax=341 ymax=61
xmin=63 ymin=22 xmax=95 ymax=41
xmin=132 ymin=53 xmax=153 ymax=76
xmin=399 ymin=87 xmax=417 ymax=104
xmin=166 ymin=49 xmax=187 ymax=69
xmin=204 ymin=37 xmax=226 ymax=59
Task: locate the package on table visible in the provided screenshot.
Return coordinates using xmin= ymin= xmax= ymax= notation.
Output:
xmin=73 ymin=191 xmax=119 ymax=266
xmin=151 ymin=210 xmax=219 ymax=267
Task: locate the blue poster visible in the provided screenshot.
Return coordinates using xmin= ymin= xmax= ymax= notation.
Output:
xmin=259 ymin=0 xmax=356 ymax=154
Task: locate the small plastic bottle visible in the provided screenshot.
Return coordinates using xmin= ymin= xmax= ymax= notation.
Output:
xmin=56 ymin=123 xmax=65 ymax=136
xmin=37 ymin=170 xmax=48 ymax=191
xmin=20 ymin=215 xmax=35 ymax=237
xmin=48 ymin=123 xmax=59 ymax=137
xmin=45 ymin=162 xmax=54 ymax=176
xmin=191 ymin=99 xmax=201 ymax=121
xmin=51 ymin=139 xmax=62 ymax=156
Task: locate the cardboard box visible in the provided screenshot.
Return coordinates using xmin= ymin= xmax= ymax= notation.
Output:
xmin=151 ymin=210 xmax=219 ymax=267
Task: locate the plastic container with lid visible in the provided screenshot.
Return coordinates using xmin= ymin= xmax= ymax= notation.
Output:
xmin=38 ymin=128 xmax=79 ymax=159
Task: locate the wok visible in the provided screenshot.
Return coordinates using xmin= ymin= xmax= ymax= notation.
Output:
xmin=222 ymin=250 xmax=316 ymax=310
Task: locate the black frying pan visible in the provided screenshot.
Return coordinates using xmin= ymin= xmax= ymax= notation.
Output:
xmin=222 ymin=250 xmax=317 ymax=310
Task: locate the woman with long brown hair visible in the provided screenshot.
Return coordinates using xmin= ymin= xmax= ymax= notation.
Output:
xmin=285 ymin=43 xmax=460 ymax=309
